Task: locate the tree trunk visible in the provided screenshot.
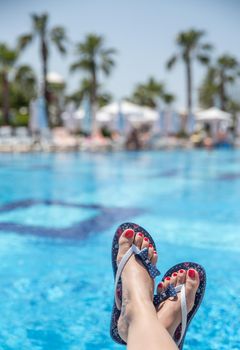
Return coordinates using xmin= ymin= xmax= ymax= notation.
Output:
xmin=219 ymin=70 xmax=226 ymax=110
xmin=2 ymin=71 xmax=10 ymax=125
xmin=41 ymin=34 xmax=49 ymax=125
xmin=91 ymin=63 xmax=98 ymax=136
xmin=184 ymin=57 xmax=192 ymax=133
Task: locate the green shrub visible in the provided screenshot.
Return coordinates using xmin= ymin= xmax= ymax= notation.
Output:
xmin=11 ymin=113 xmax=29 ymax=127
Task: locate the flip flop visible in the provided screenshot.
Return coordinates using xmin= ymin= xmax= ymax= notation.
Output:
xmin=110 ymin=222 xmax=160 ymax=345
xmin=153 ymin=262 xmax=206 ymax=349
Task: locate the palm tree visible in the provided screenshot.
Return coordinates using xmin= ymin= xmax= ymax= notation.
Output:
xmin=215 ymin=54 xmax=240 ymax=110
xmin=167 ymin=29 xmax=212 ymax=129
xmin=162 ymin=93 xmax=175 ymax=108
xmin=18 ymin=13 xmax=67 ymax=123
xmin=129 ymin=77 xmax=174 ymax=108
xmin=9 ymin=64 xmax=37 ymax=112
xmin=199 ymin=55 xmax=240 ymax=110
xmin=67 ymin=78 xmax=112 ymax=108
xmin=14 ymin=65 xmax=37 ymax=99
xmin=198 ymin=67 xmax=218 ymax=108
xmin=70 ymin=33 xmax=116 ymax=133
xmin=0 ymin=43 xmax=19 ymax=124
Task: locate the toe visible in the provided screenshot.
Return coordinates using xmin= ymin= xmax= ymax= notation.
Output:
xmin=141 ymin=236 xmax=150 ymax=250
xmin=134 ymin=232 xmax=143 ymax=249
xmin=117 ymin=229 xmax=135 ymax=263
xmin=151 ymin=250 xmax=158 ymax=265
xmin=185 ymin=269 xmax=200 ymax=310
xmin=177 ymin=268 xmax=186 ymax=285
xmin=164 ymin=275 xmax=172 ymax=288
xmin=148 ymin=243 xmax=154 ymax=259
xmin=186 ymin=269 xmax=200 ymax=289
xmin=157 ymin=281 xmax=164 ymax=294
xmin=171 ymin=272 xmax=178 ymax=286
xmin=120 ymin=228 xmax=135 ymax=244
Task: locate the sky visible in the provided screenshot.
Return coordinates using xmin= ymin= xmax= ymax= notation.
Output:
xmin=0 ymin=0 xmax=240 ymax=109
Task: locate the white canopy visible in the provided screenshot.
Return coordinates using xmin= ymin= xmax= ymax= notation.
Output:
xmin=100 ymin=101 xmax=143 ymax=116
xmin=47 ymin=72 xmax=65 ymax=84
xmin=195 ymin=107 xmax=231 ymax=122
xmin=97 ymin=101 xmax=158 ymax=124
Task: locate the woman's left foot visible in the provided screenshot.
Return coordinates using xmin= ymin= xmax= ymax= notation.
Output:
xmin=156 ymin=268 xmax=200 ymax=338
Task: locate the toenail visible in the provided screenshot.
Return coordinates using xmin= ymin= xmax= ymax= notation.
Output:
xmin=154 ymin=251 xmax=157 ymax=254
xmin=179 ymin=269 xmax=185 ymax=274
xmin=149 ymin=243 xmax=153 ymax=248
xmin=173 ymin=272 xmax=178 ymax=277
xmin=138 ymin=232 xmax=143 ymax=237
xmin=125 ymin=229 xmax=134 ymax=238
xmin=158 ymin=282 xmax=163 ymax=289
xmin=144 ymin=237 xmax=149 ymax=242
xmin=188 ymin=269 xmax=196 ymax=279
xmin=165 ymin=277 xmax=171 ymax=281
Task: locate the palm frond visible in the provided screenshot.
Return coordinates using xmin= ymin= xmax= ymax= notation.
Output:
xmin=50 ymin=26 xmax=68 ymax=54
xmin=17 ymin=34 xmax=33 ymax=51
xmin=70 ymin=59 xmax=92 ymax=73
xmin=196 ymin=54 xmax=210 ymax=65
xmin=0 ymin=43 xmax=19 ymax=68
xmin=166 ymin=55 xmax=178 ymax=69
xmin=31 ymin=13 xmax=48 ymax=33
xmin=200 ymin=43 xmax=213 ymax=51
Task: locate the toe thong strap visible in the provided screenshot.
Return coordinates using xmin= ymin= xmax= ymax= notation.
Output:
xmin=154 ymin=284 xmax=187 ymax=347
xmin=135 ymin=247 xmax=160 ymax=279
xmin=177 ymin=284 xmax=187 ymax=346
xmin=114 ymin=245 xmax=160 ymax=310
xmin=153 ymin=284 xmax=177 ymax=305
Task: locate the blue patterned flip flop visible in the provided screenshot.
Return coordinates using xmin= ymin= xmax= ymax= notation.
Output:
xmin=110 ymin=222 xmax=160 ymax=345
xmin=153 ymin=262 xmax=206 ymax=349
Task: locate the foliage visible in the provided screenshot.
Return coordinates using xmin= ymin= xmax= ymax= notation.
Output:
xmin=129 ymin=77 xmax=175 ymax=108
xmin=70 ymin=33 xmax=116 ymax=108
xmin=167 ymin=29 xmax=212 ymax=69
xmin=198 ymin=67 xmax=218 ymax=108
xmin=167 ymin=28 xmax=212 ymax=131
xmin=199 ymin=54 xmax=240 ymax=110
xmin=18 ymin=13 xmax=68 ymax=124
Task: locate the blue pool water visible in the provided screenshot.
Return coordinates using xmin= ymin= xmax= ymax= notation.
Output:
xmin=0 ymin=150 xmax=240 ymax=350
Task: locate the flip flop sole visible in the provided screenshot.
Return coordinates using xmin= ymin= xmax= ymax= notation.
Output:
xmin=160 ymin=262 xmax=206 ymax=349
xmin=110 ymin=222 xmax=158 ymax=345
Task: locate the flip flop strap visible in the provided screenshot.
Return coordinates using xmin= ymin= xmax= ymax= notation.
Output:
xmin=114 ymin=244 xmax=160 ymax=310
xmin=177 ymin=283 xmax=187 ymax=346
xmin=154 ymin=284 xmax=187 ymax=346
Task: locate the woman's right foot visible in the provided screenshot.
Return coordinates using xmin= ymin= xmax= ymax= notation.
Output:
xmin=156 ymin=269 xmax=200 ymax=338
xmin=116 ymin=229 xmax=158 ymax=342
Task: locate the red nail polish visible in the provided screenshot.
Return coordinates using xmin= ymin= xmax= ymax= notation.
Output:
xmin=188 ymin=269 xmax=195 ymax=279
xmin=138 ymin=232 xmax=143 ymax=237
xmin=179 ymin=269 xmax=185 ymax=274
xmin=144 ymin=237 xmax=149 ymax=242
xmin=154 ymin=251 xmax=157 ymax=254
xmin=165 ymin=277 xmax=171 ymax=281
xmin=173 ymin=272 xmax=178 ymax=277
xmin=158 ymin=282 xmax=163 ymax=289
xmin=125 ymin=229 xmax=134 ymax=238
xmin=149 ymin=243 xmax=153 ymax=248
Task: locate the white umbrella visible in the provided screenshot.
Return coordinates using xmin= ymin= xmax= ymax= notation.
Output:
xmin=100 ymin=100 xmax=143 ymax=116
xmin=195 ymin=107 xmax=231 ymax=122
xmin=47 ymin=72 xmax=65 ymax=85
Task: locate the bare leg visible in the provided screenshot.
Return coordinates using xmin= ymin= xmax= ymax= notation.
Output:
xmin=116 ymin=229 xmax=178 ymax=350
xmin=127 ymin=300 xmax=178 ymax=350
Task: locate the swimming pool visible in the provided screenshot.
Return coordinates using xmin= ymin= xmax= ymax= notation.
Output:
xmin=0 ymin=150 xmax=239 ymax=349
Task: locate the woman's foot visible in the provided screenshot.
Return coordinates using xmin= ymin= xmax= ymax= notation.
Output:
xmin=117 ymin=229 xmax=158 ymax=342
xmin=156 ymin=269 xmax=200 ymax=338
